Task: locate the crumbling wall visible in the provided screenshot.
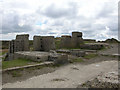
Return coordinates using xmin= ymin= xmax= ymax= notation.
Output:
xmin=33 ymin=36 xmax=56 ymax=52
xmin=60 ymin=32 xmax=84 ymax=49
xmin=33 ymin=36 xmax=42 ymax=51
xmin=6 ymin=34 xmax=30 ymax=60
xmin=72 ymin=32 xmax=82 ymax=38
xmin=60 ymin=36 xmax=72 ymax=48
xmin=9 ymin=34 xmax=29 ymax=53
xmin=42 ymin=36 xmax=55 ymax=51
xmin=16 ymin=34 xmax=29 ymax=51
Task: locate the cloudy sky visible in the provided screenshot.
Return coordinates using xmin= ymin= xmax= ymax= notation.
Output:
xmin=0 ymin=0 xmax=119 ymax=40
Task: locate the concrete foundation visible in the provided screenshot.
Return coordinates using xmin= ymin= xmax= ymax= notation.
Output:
xmin=9 ymin=51 xmax=69 ymax=64
xmin=14 ymin=51 xmax=49 ymax=62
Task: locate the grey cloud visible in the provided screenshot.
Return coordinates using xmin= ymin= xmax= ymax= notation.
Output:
xmin=2 ymin=11 xmax=33 ymax=34
xmin=48 ymin=32 xmax=57 ymax=35
xmin=37 ymin=2 xmax=78 ymax=19
xmin=96 ymin=1 xmax=117 ymax=19
xmin=51 ymin=20 xmax=63 ymax=26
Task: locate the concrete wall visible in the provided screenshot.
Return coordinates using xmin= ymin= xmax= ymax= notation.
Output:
xmin=9 ymin=34 xmax=30 ymax=54
xmin=16 ymin=34 xmax=30 ymax=51
xmin=33 ymin=36 xmax=42 ymax=51
xmin=33 ymin=36 xmax=56 ymax=52
xmin=42 ymin=36 xmax=56 ymax=52
xmin=60 ymin=36 xmax=72 ymax=48
xmin=72 ymin=32 xmax=82 ymax=38
xmin=60 ymin=32 xmax=84 ymax=49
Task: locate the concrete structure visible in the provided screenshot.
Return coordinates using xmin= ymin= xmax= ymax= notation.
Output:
xmin=70 ymin=50 xmax=85 ymax=57
xmin=13 ymin=51 xmax=68 ymax=64
xmin=49 ymin=53 xmax=68 ymax=64
xmin=9 ymin=34 xmax=29 ymax=53
xmin=83 ymin=39 xmax=96 ymax=43
xmin=14 ymin=51 xmax=49 ymax=62
xmin=60 ymin=32 xmax=83 ymax=48
xmin=80 ymin=43 xmax=104 ymax=50
xmin=33 ymin=36 xmax=42 ymax=51
xmin=60 ymin=36 xmax=72 ymax=48
xmin=5 ymin=34 xmax=30 ymax=60
xmin=33 ymin=36 xmax=55 ymax=52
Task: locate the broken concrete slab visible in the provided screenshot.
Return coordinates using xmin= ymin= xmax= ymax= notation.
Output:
xmin=14 ymin=51 xmax=49 ymax=62
xmin=70 ymin=50 xmax=85 ymax=57
xmin=49 ymin=53 xmax=68 ymax=64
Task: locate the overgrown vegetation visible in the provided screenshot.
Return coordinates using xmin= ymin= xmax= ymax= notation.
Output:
xmin=2 ymin=58 xmax=40 ymax=69
xmin=55 ymin=40 xmax=61 ymax=49
xmin=73 ymin=58 xmax=83 ymax=62
xmin=0 ymin=49 xmax=8 ymax=56
xmin=11 ymin=71 xmax=22 ymax=77
xmin=0 ymin=52 xmax=6 ymax=56
xmin=83 ymin=41 xmax=96 ymax=44
xmin=84 ymin=54 xmax=98 ymax=59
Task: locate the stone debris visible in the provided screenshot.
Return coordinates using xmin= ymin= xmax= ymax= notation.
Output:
xmin=78 ymin=71 xmax=119 ymax=88
xmin=97 ymin=71 xmax=119 ymax=84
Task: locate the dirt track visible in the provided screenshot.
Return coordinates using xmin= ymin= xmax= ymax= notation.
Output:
xmin=2 ymin=43 xmax=119 ymax=88
xmin=3 ymin=60 xmax=118 ymax=88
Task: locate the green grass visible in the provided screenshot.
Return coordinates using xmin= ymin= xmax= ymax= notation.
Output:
xmin=2 ymin=58 xmax=40 ymax=69
xmin=0 ymin=52 xmax=7 ymax=56
xmin=55 ymin=40 xmax=61 ymax=49
xmin=84 ymin=54 xmax=98 ymax=59
xmin=84 ymin=41 xmax=96 ymax=43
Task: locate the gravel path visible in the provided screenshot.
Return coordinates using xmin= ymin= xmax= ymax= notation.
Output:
xmin=3 ymin=60 xmax=118 ymax=88
xmin=98 ymin=44 xmax=119 ymax=55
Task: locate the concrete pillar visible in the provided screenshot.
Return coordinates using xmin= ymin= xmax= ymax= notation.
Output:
xmin=42 ymin=36 xmax=55 ymax=52
xmin=16 ymin=34 xmax=29 ymax=51
xmin=60 ymin=35 xmax=72 ymax=48
xmin=33 ymin=36 xmax=42 ymax=51
xmin=72 ymin=32 xmax=82 ymax=38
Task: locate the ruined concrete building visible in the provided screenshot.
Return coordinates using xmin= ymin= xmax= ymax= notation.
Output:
xmin=6 ymin=34 xmax=30 ymax=60
xmin=60 ymin=32 xmax=83 ymax=48
xmin=33 ymin=36 xmax=56 ymax=51
xmin=9 ymin=34 xmax=29 ymax=53
xmin=6 ymin=31 xmax=84 ymax=61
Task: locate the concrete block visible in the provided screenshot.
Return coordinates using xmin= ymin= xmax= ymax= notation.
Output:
xmin=70 ymin=50 xmax=85 ymax=57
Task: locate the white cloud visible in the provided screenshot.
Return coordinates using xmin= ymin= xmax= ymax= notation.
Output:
xmin=1 ymin=0 xmax=119 ymax=40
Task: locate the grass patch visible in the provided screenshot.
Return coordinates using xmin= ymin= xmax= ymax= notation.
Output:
xmin=0 ymin=51 xmax=7 ymax=56
xmin=99 ymin=46 xmax=107 ymax=51
xmin=73 ymin=58 xmax=83 ymax=62
xmin=84 ymin=41 xmax=96 ymax=43
xmin=11 ymin=71 xmax=22 ymax=77
xmin=2 ymin=58 xmax=40 ymax=69
xmin=0 ymin=49 xmax=8 ymax=56
xmin=84 ymin=54 xmax=98 ymax=59
xmin=55 ymin=40 xmax=61 ymax=49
